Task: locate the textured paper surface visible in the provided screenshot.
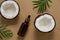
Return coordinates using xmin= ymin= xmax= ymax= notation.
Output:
xmin=0 ymin=0 xmax=60 ymax=40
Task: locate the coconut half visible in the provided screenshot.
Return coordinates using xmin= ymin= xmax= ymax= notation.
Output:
xmin=1 ymin=1 xmax=19 ymax=19
xmin=34 ymin=13 xmax=56 ymax=32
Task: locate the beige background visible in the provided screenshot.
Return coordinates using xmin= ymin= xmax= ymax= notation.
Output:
xmin=0 ymin=0 xmax=60 ymax=40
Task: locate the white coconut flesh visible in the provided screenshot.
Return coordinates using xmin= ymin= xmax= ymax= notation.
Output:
xmin=35 ymin=14 xmax=55 ymax=32
xmin=1 ymin=1 xmax=19 ymax=19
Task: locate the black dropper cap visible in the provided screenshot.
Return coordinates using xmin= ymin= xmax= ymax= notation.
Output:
xmin=28 ymin=15 xmax=31 ymax=18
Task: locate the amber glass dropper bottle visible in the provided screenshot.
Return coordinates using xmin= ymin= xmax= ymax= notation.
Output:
xmin=17 ymin=15 xmax=31 ymax=37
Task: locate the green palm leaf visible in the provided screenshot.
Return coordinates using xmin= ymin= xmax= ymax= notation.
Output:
xmin=0 ymin=26 xmax=13 ymax=40
xmin=33 ymin=0 xmax=52 ymax=13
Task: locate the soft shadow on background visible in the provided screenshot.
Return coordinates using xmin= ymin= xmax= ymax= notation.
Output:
xmin=17 ymin=36 xmax=24 ymax=40
xmin=34 ymin=29 xmax=54 ymax=40
xmin=0 ymin=15 xmax=19 ymax=26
